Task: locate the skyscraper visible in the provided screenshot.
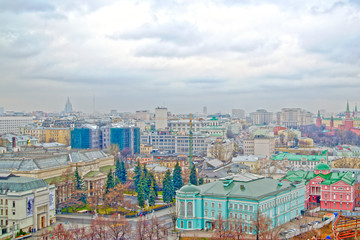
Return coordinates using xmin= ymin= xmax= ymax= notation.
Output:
xmin=64 ymin=97 xmax=73 ymax=114
xmin=155 ymin=107 xmax=168 ymax=130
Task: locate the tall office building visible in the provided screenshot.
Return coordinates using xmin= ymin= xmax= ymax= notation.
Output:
xmin=250 ymin=109 xmax=273 ymax=125
xmin=203 ymin=106 xmax=207 ymax=115
xmin=71 ymin=125 xmax=100 ymax=149
xmin=0 ymin=116 xmax=33 ymax=134
xmin=110 ymin=127 xmax=140 ymax=154
xmin=64 ymin=97 xmax=73 ymax=114
xmin=155 ymin=107 xmax=168 ymax=130
xmin=232 ymin=109 xmax=245 ymax=119
xmin=280 ymin=108 xmax=313 ymax=127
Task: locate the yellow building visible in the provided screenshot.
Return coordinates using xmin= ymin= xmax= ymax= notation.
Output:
xmin=24 ymin=127 xmax=71 ymax=145
xmin=322 ymin=118 xmax=343 ymax=128
xmin=140 ymin=144 xmax=152 ymax=154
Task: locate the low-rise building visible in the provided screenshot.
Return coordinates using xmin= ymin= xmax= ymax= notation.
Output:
xmin=243 ymin=137 xmax=275 ymax=157
xmin=271 ymin=152 xmax=328 ymax=170
xmin=176 ymin=173 xmax=305 ymax=233
xmin=0 ymin=174 xmax=56 ymax=238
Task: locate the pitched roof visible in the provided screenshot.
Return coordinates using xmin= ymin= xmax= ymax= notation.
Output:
xmin=0 ymin=175 xmax=48 ymax=192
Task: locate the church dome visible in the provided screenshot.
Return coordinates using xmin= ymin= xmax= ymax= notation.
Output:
xmin=179 ymin=183 xmax=200 ymax=193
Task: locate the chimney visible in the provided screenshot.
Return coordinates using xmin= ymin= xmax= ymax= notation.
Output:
xmin=12 ymin=137 xmax=16 ymax=148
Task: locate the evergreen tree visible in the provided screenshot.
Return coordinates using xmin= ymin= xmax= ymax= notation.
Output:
xmin=134 ymin=161 xmax=142 ymax=192
xmin=74 ymin=166 xmax=84 ymax=190
xmin=149 ymin=182 xmax=156 ymax=207
xmin=162 ymin=170 xmax=175 ymax=203
xmin=189 ymin=164 xmax=198 ymax=185
xmin=105 ymin=169 xmax=115 ymax=194
xmin=115 ymin=158 xmax=121 ymax=180
xmin=142 ymin=164 xmax=148 ymax=177
xmin=119 ymin=161 xmax=127 ymax=183
xmin=148 ymin=172 xmax=158 ymax=196
xmin=173 ymin=161 xmax=183 ymax=191
xmin=137 ymin=173 xmax=146 ymax=208
xmin=199 ymin=177 xmax=204 ymax=185
xmin=73 ymin=166 xmax=86 ymax=203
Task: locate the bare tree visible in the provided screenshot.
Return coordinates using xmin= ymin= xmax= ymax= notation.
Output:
xmin=135 ymin=216 xmax=167 ymax=240
xmin=213 ymin=215 xmax=234 ymax=240
xmin=252 ymin=209 xmax=272 ymax=240
xmin=90 ymin=217 xmax=109 ymax=240
xmin=169 ymin=206 xmax=178 ymax=231
xmin=106 ymin=215 xmax=132 ymax=240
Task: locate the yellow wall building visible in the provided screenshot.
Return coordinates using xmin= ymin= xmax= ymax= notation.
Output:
xmin=24 ymin=127 xmax=71 ymax=145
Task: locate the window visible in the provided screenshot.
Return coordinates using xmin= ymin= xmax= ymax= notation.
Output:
xmin=245 ymin=214 xmax=248 ymax=221
xmin=211 ymin=211 xmax=215 ymax=218
xmin=347 ymin=203 xmax=349 ymax=208
xmin=12 ymin=201 xmax=15 ymax=208
xmin=12 ymin=211 xmax=15 ymax=216
xmin=250 ymin=215 xmax=253 ymax=221
xmin=235 ymin=213 xmax=238 ymax=219
xmin=218 ymin=203 xmax=222 ymax=209
xmin=249 ymin=206 xmax=253 ymax=212
xmin=325 ymin=194 xmax=328 ymax=199
xmin=234 ymin=204 xmax=238 ymax=209
xmin=188 ymin=221 xmax=192 ymax=228
xmin=5 ymin=209 xmax=7 ymax=215
xmin=0 ymin=199 xmax=2 ymax=205
xmin=205 ymin=201 xmax=208 ymax=207
xmin=229 ymin=212 xmax=233 ymax=219
xmin=334 ymin=202 xmax=336 ymax=208
xmin=211 ymin=202 xmax=215 ymax=208
xmin=1 ymin=209 xmax=2 ymax=215
xmin=218 ymin=212 xmax=222 ymax=218
xmin=340 ymin=202 xmax=343 ymax=208
xmin=325 ymin=202 xmax=327 ymax=207
xmin=333 ymin=194 xmax=336 ymax=199
xmin=205 ymin=210 xmax=208 ymax=217
xmin=244 ymin=205 xmax=248 ymax=211
xmin=181 ymin=221 xmax=184 ymax=228
xmin=340 ymin=195 xmax=343 ymax=200
xmin=187 ymin=202 xmax=193 ymax=217
xmin=180 ymin=202 xmax=185 ymax=216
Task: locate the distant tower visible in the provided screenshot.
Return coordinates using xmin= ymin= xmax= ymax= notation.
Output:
xmin=203 ymin=106 xmax=207 ymax=115
xmin=354 ymin=104 xmax=358 ymax=118
xmin=155 ymin=107 xmax=168 ymax=130
xmin=330 ymin=116 xmax=334 ymax=130
xmin=316 ymin=110 xmax=322 ymax=127
xmin=189 ymin=113 xmax=193 ymax=167
xmin=64 ymin=97 xmax=73 ymax=114
xmin=344 ymin=100 xmax=354 ymax=131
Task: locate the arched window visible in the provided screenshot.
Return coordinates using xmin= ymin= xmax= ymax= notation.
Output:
xmin=180 ymin=202 xmax=185 ymax=216
xmin=187 ymin=202 xmax=193 ymax=217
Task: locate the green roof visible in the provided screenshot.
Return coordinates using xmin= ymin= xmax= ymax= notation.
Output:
xmin=314 ymin=163 xmax=330 ymax=171
xmin=0 ymin=176 xmax=48 ymax=192
xmin=271 ymin=153 xmax=327 ymax=161
xmin=84 ymin=171 xmax=103 ymax=178
xmin=283 ymin=169 xmax=356 ymax=186
xmin=180 ymin=176 xmax=301 ymax=201
xmin=99 ymin=165 xmax=116 ymax=173
xmin=179 ymin=184 xmax=200 ymax=193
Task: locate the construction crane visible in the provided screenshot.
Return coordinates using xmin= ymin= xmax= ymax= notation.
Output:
xmin=189 ymin=113 xmax=193 ymax=167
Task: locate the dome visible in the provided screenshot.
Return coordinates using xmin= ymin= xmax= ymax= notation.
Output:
xmin=314 ymin=163 xmax=330 ymax=171
xmin=179 ymin=184 xmax=200 ymax=193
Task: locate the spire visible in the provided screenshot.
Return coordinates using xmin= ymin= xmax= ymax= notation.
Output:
xmin=347 ymin=100 xmax=350 ymax=113
xmin=356 ymin=104 xmax=358 ymax=113
xmin=317 ymin=110 xmax=320 ymax=118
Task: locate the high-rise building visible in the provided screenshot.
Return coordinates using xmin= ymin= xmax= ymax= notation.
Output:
xmin=135 ymin=110 xmax=151 ymax=120
xmin=0 ymin=107 xmax=4 ymax=115
xmin=71 ymin=125 xmax=100 ymax=149
xmin=0 ymin=116 xmax=33 ymax=134
xmin=155 ymin=107 xmax=168 ymax=130
xmin=280 ymin=108 xmax=313 ymax=127
xmin=232 ymin=109 xmax=245 ymax=119
xmin=203 ymin=106 xmax=207 ymax=115
xmin=110 ymin=127 xmax=140 ymax=154
xmin=250 ymin=109 xmax=273 ymax=125
xmin=64 ymin=97 xmax=73 ymax=114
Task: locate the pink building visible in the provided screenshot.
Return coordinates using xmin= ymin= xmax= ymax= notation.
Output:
xmin=283 ymin=163 xmax=357 ymax=211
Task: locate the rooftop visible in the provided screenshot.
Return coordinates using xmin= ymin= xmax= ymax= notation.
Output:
xmin=0 ymin=175 xmax=48 ymax=192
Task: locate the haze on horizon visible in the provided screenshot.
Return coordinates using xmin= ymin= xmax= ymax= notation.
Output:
xmin=1 ymin=0 xmax=360 ymax=114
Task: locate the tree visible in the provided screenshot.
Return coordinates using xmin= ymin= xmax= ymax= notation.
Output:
xmin=148 ymin=171 xmax=158 ymax=196
xmin=106 ymin=215 xmax=132 ymax=240
xmin=119 ymin=160 xmax=127 ymax=183
xmin=115 ymin=158 xmax=121 ymax=180
xmin=108 ymin=143 xmax=120 ymax=157
xmin=213 ymin=215 xmax=233 ymax=240
xmin=105 ymin=169 xmax=115 ymax=194
xmin=173 ymin=161 xmax=183 ymax=191
xmin=198 ymin=177 xmax=204 ymax=185
xmin=162 ymin=170 xmax=175 ymax=203
xmin=135 ymin=216 xmax=167 ymax=240
xmin=120 ymin=147 xmax=131 ymax=159
xmin=137 ymin=173 xmax=146 ymax=208
xmin=149 ymin=182 xmax=156 ymax=207
xmin=134 ymin=161 xmax=142 ymax=191
xmin=189 ymin=164 xmax=198 ymax=185
xmin=142 ymin=165 xmax=150 ymax=199
xmin=73 ymin=167 xmax=87 ymax=204
xmin=252 ymin=209 xmax=272 ymax=240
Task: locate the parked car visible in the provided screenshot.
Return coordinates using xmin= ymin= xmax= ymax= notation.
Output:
xmin=288 ymin=228 xmax=297 ymax=233
xmin=279 ymin=231 xmax=289 ymax=236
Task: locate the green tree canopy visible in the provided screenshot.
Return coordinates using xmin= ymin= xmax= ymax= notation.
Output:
xmin=189 ymin=164 xmax=198 ymax=185
xmin=173 ymin=161 xmax=183 ymax=191
xmin=162 ymin=170 xmax=175 ymax=203
xmin=105 ymin=169 xmax=115 ymax=194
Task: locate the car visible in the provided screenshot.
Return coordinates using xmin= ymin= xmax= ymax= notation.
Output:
xmin=300 ymin=224 xmax=307 ymax=228
xmin=288 ymin=228 xmax=297 ymax=233
xmin=279 ymin=231 xmax=289 ymax=236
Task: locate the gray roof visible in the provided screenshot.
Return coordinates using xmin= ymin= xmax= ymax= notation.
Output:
xmin=0 ymin=150 xmax=109 ymax=172
xmin=0 ymin=175 xmax=48 ymax=192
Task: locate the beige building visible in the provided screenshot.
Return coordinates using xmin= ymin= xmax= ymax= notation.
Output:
xmin=0 ymin=174 xmax=56 ymax=239
xmin=155 ymin=107 xmax=168 ymax=130
xmin=279 ymin=108 xmax=313 ymax=127
xmin=0 ymin=116 xmax=33 ymax=135
xmin=243 ymin=137 xmax=275 ymax=157
xmin=140 ymin=144 xmax=153 ymax=154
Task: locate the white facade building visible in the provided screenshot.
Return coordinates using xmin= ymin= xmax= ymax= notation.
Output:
xmin=0 ymin=116 xmax=33 ymax=135
xmin=155 ymin=107 xmax=168 ymax=130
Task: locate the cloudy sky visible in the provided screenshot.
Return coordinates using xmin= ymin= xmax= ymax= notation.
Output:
xmin=1 ymin=0 xmax=360 ymax=114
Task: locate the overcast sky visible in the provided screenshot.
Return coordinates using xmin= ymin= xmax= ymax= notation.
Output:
xmin=1 ymin=0 xmax=360 ymax=114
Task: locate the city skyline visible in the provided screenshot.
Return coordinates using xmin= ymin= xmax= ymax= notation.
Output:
xmin=1 ymin=0 xmax=360 ymax=113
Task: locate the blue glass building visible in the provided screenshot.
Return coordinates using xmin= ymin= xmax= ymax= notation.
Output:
xmin=110 ymin=127 xmax=140 ymax=154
